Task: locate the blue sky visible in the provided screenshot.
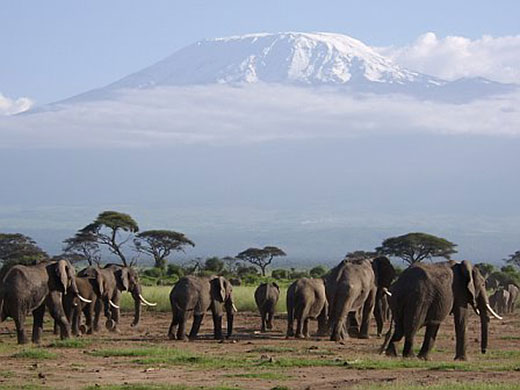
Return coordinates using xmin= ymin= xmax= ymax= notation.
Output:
xmin=2 ymin=0 xmax=519 ymax=104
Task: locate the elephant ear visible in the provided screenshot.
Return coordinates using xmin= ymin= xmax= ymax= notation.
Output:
xmin=94 ymin=269 xmax=105 ymax=296
xmin=211 ymin=277 xmax=226 ymax=302
xmin=372 ymin=256 xmax=396 ymax=288
xmin=459 ymin=260 xmax=476 ymax=306
xmin=115 ymin=268 xmax=130 ymax=291
xmin=272 ymin=282 xmax=280 ymax=290
xmin=56 ymin=260 xmax=71 ymax=293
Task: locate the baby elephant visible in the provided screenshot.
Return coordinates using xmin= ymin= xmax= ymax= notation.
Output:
xmin=286 ymin=278 xmax=328 ymax=338
xmin=254 ymin=282 xmax=280 ymax=332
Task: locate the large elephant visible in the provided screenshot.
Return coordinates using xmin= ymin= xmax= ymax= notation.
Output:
xmin=383 ymin=260 xmax=502 ymax=360
xmin=79 ymin=264 xmax=156 ymax=332
xmin=489 ymin=288 xmax=510 ymax=315
xmin=168 ymin=275 xmax=236 ymax=341
xmin=286 ymin=278 xmax=328 ymax=338
xmin=507 ymin=284 xmax=519 ymax=313
xmin=254 ymin=282 xmax=280 ymax=332
xmin=325 ymin=256 xmax=395 ymax=341
xmin=0 ymin=260 xmax=91 ymax=344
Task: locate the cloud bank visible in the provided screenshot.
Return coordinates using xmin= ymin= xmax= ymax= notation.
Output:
xmin=0 ymin=92 xmax=33 ymax=116
xmin=379 ymin=32 xmax=520 ymax=84
xmin=0 ymin=84 xmax=518 ymax=148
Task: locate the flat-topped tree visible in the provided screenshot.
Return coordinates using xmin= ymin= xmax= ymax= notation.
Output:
xmin=134 ymin=230 xmax=195 ymax=270
xmin=0 ymin=233 xmax=48 ymax=276
xmin=345 ymin=250 xmax=377 ymax=260
xmin=80 ymin=211 xmax=139 ymax=267
xmin=376 ymin=232 xmax=457 ymax=266
xmin=506 ymin=250 xmax=520 ymax=268
xmin=236 ymin=246 xmax=286 ymax=276
xmin=62 ymin=230 xmax=101 ymax=266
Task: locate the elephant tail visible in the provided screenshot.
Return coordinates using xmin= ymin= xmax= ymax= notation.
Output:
xmin=378 ymin=313 xmax=394 ymax=354
xmin=0 ymin=295 xmax=5 ymax=322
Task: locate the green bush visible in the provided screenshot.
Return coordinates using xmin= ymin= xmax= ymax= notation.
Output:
xmin=272 ymin=269 xmax=290 ymax=280
xmin=237 ymin=265 xmax=259 ymax=277
xmin=204 ymin=257 xmax=225 ymax=273
xmin=309 ymin=265 xmax=327 ymax=278
xmin=166 ymin=263 xmax=184 ymax=278
xmin=142 ymin=267 xmax=164 ymax=278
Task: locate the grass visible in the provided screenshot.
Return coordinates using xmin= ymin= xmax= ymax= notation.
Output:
xmin=224 ymin=372 xmax=290 ymax=380
xmin=0 ymin=386 xmax=48 ymax=390
xmin=83 ymin=386 xmax=241 ymax=390
xmin=11 ymin=348 xmax=57 ymax=360
xmin=48 ymin=338 xmax=91 ymax=348
xmin=352 ymin=383 xmax=520 ymax=390
xmin=119 ymin=285 xmax=288 ymax=313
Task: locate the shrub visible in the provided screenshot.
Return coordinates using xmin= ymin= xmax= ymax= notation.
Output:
xmin=142 ymin=267 xmax=164 ymax=278
xmin=166 ymin=263 xmax=184 ymax=278
xmin=237 ymin=265 xmax=259 ymax=278
xmin=309 ymin=265 xmax=328 ymax=278
xmin=204 ymin=257 xmax=225 ymax=273
xmin=272 ymin=269 xmax=290 ymax=280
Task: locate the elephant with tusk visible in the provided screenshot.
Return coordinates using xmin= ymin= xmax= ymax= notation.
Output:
xmin=79 ymin=264 xmax=156 ymax=332
xmin=0 ymin=259 xmax=88 ymax=344
xmin=382 ymin=260 xmax=501 ymax=361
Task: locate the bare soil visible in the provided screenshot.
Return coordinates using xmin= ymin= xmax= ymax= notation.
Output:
xmin=1 ymin=309 xmax=520 ymax=389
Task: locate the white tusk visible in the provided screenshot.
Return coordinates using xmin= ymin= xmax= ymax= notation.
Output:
xmin=77 ymin=294 xmax=92 ymax=304
xmin=473 ymin=307 xmax=481 ymax=316
xmin=232 ymin=303 xmax=238 ymax=312
xmin=382 ymin=287 xmax=392 ymax=297
xmin=486 ymin=303 xmax=503 ymax=320
xmin=109 ymin=300 xmax=120 ymax=309
xmin=139 ymin=294 xmax=157 ymax=307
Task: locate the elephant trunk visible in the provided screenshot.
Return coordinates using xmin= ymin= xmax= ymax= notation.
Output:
xmin=131 ymin=289 xmax=142 ymax=327
xmin=225 ymin=298 xmax=235 ymax=338
xmin=477 ymin=296 xmax=490 ymax=354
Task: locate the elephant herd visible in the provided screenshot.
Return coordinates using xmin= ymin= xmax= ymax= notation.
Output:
xmin=256 ymin=257 xmax=504 ymax=361
xmin=0 ymin=259 xmax=156 ymax=344
xmin=0 ymin=257 xmax=508 ymax=362
xmin=489 ymin=284 xmax=519 ymax=315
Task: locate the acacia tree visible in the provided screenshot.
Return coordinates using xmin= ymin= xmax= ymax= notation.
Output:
xmin=79 ymin=211 xmax=139 ymax=266
xmin=345 ymin=250 xmax=377 ymax=260
xmin=506 ymin=250 xmax=520 ymax=268
xmin=376 ymin=232 xmax=456 ymax=266
xmin=134 ymin=230 xmax=195 ymax=270
xmin=236 ymin=246 xmax=286 ymax=276
xmin=0 ymin=233 xmax=48 ymax=276
xmin=62 ymin=230 xmax=101 ymax=265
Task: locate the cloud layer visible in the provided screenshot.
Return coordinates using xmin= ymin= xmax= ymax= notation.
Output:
xmin=379 ymin=32 xmax=520 ymax=84
xmin=0 ymin=85 xmax=518 ymax=148
xmin=0 ymin=92 xmax=33 ymax=116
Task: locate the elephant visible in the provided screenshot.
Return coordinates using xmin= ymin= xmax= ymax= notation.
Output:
xmin=506 ymin=284 xmax=519 ymax=313
xmin=382 ymin=260 xmax=502 ymax=361
xmin=286 ymin=278 xmax=328 ymax=338
xmin=79 ymin=264 xmax=156 ymax=332
xmin=0 ymin=260 xmax=92 ymax=344
xmin=325 ymin=256 xmax=395 ymax=342
xmin=489 ymin=288 xmax=510 ymax=315
xmin=168 ymin=275 xmax=237 ymax=341
xmin=254 ymin=282 xmax=280 ymax=332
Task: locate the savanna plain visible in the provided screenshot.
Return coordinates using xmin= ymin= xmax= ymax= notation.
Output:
xmin=1 ymin=286 xmax=520 ymax=390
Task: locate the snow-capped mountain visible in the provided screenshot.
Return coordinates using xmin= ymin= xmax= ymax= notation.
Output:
xmin=59 ymin=32 xmax=517 ymax=105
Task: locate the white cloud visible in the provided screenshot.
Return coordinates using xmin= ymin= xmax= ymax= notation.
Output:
xmin=0 ymin=92 xmax=33 ymax=116
xmin=378 ymin=32 xmax=520 ymax=84
xmin=0 ymin=85 xmax=518 ymax=148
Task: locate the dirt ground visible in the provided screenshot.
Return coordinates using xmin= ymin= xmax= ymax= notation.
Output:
xmin=1 ymin=309 xmax=520 ymax=390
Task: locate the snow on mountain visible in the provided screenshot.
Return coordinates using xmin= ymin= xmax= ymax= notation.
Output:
xmin=57 ymin=32 xmax=517 ymax=105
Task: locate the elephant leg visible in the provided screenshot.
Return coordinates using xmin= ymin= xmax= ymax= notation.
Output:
xmin=385 ymin=322 xmax=404 ymax=357
xmin=177 ymin=312 xmax=189 ymax=341
xmin=403 ymin=331 xmax=417 ymax=358
xmin=303 ymin=318 xmax=310 ymax=338
xmin=32 ymin=304 xmax=45 ymax=344
xmin=14 ymin=311 xmax=28 ymax=345
xmin=211 ymin=313 xmax=224 ymax=340
xmin=286 ymin=306 xmax=295 ymax=337
xmin=359 ymin=292 xmax=376 ymax=339
xmin=267 ymin=311 xmax=274 ymax=330
xmin=260 ymin=310 xmax=267 ymax=333
xmin=53 ymin=320 xmax=59 ymax=335
xmin=418 ymin=323 xmax=440 ymax=360
xmin=46 ymin=292 xmax=71 ymax=340
xmin=84 ymin=303 xmax=94 ymax=334
xmin=168 ymin=308 xmax=179 ymax=340
xmin=317 ymin=306 xmax=329 ymax=336
xmin=189 ymin=313 xmax=204 ymax=340
xmin=71 ymin=305 xmax=81 ymax=336
xmin=453 ymin=306 xmax=468 ymax=361
xmin=374 ymin=294 xmax=384 ymax=337
xmin=295 ymin=316 xmax=304 ymax=338
xmin=110 ymin=292 xmax=122 ymax=332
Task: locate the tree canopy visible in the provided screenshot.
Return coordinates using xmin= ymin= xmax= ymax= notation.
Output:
xmin=506 ymin=250 xmax=520 ymax=268
xmin=80 ymin=211 xmax=139 ymax=266
xmin=0 ymin=233 xmax=48 ymax=276
xmin=62 ymin=230 xmax=101 ymax=265
xmin=345 ymin=250 xmax=377 ymax=260
xmin=376 ymin=232 xmax=457 ymax=266
xmin=134 ymin=229 xmax=195 ymax=269
xmin=236 ymin=246 xmax=286 ymax=276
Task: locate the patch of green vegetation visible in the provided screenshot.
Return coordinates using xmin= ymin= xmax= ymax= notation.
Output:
xmin=0 ymin=370 xmax=15 ymax=378
xmin=352 ymin=382 xmax=520 ymax=390
xmin=224 ymin=372 xmax=290 ymax=380
xmin=84 ymin=385 xmax=240 ymax=390
xmin=11 ymin=348 xmax=57 ymax=360
xmin=248 ymin=346 xmax=296 ymax=353
xmin=270 ymin=386 xmax=290 ymax=390
xmin=500 ymin=336 xmax=520 ymax=340
xmin=0 ymin=385 xmax=48 ymax=390
xmin=48 ymin=338 xmax=91 ymax=348
xmin=259 ymin=357 xmax=342 ymax=368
